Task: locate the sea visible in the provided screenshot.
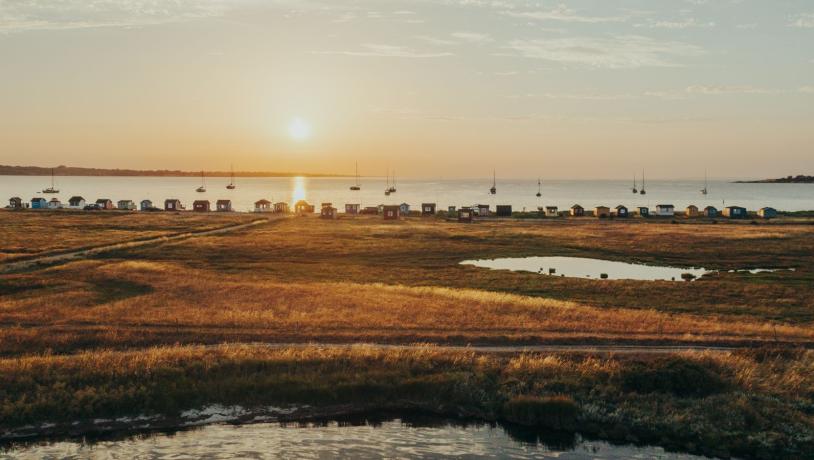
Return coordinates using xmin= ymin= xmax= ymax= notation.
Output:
xmin=1 ymin=175 xmax=812 ymax=212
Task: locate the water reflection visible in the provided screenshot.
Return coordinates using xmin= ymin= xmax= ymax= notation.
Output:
xmin=2 ymin=414 xmax=713 ymax=459
xmin=462 ymin=256 xmax=710 ymax=281
xmin=291 ymin=176 xmax=307 ymax=205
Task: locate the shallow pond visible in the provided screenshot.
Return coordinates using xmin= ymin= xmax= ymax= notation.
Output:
xmin=1 ymin=417 xmax=714 ymax=459
xmin=461 ymin=256 xmax=710 ymax=281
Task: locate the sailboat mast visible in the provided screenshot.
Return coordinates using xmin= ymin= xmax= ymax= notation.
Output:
xmin=355 ymin=162 xmax=359 ymax=186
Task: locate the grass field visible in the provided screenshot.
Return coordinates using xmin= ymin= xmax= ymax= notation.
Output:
xmin=1 ymin=211 xmax=813 ymax=458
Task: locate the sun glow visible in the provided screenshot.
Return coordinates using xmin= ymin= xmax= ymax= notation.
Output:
xmin=291 ymin=176 xmax=307 ymax=205
xmin=288 ymin=117 xmax=311 ymax=141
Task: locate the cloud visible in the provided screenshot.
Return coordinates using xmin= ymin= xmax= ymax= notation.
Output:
xmin=450 ymin=31 xmax=493 ymax=43
xmin=502 ymin=5 xmax=628 ymax=23
xmin=315 ymin=44 xmax=453 ymax=58
xmin=799 ymin=86 xmax=814 ymax=93
xmin=508 ymin=92 xmax=636 ymax=101
xmin=686 ymin=85 xmax=781 ymax=94
xmin=789 ymin=13 xmax=814 ymax=28
xmin=0 ymin=0 xmax=228 ymax=33
xmin=502 ymin=35 xmax=704 ymax=69
xmin=636 ymin=18 xmax=715 ymax=29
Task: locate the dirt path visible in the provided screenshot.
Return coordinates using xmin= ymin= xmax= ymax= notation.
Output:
xmin=0 ymin=218 xmax=274 ymax=274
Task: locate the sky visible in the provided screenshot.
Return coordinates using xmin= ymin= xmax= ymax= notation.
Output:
xmin=0 ymin=0 xmax=812 ymax=179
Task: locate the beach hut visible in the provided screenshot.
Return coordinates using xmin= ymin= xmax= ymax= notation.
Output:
xmin=320 ymin=205 xmax=338 ymax=219
xmin=545 ymin=206 xmax=558 ymax=217
xmin=475 ymin=204 xmax=490 ymax=217
xmin=421 ymin=203 xmax=436 ymax=216
xmin=165 ymin=199 xmax=183 ymax=211
xmin=399 ymin=203 xmax=411 ymax=215
xmin=594 ymin=206 xmax=610 ymax=218
xmin=140 ymin=200 xmax=154 ymax=211
xmin=685 ymin=205 xmax=699 ymax=218
xmin=570 ymin=204 xmax=584 ymax=217
xmin=361 ymin=206 xmax=378 ymax=215
xmin=31 ymin=197 xmax=47 ymax=209
xmin=255 ymin=199 xmax=272 ymax=213
xmin=458 ymin=207 xmax=473 ymax=223
xmin=117 ymin=200 xmax=136 ymax=211
xmin=274 ymin=202 xmax=290 ymax=214
xmin=637 ymin=206 xmax=650 ymax=218
xmin=614 ymin=205 xmax=629 ymax=218
xmin=757 ymin=207 xmax=777 ymax=219
xmin=48 ymin=198 xmax=62 ymax=209
xmin=68 ymin=196 xmax=86 ymax=209
xmin=703 ymin=206 xmax=718 ymax=218
xmin=345 ymin=203 xmax=360 ymax=215
xmin=496 ymin=205 xmax=512 ymax=217
xmin=96 ymin=199 xmax=114 ymax=210
xmin=294 ymin=200 xmax=314 ymax=215
xmin=383 ymin=205 xmax=400 ymax=220
xmin=8 ymin=197 xmax=23 ymax=209
xmin=655 ymin=204 xmax=674 ymax=217
xmin=193 ymin=200 xmax=210 ymax=212
xmin=722 ymin=206 xmax=747 ymax=219
xmin=216 ymin=200 xmax=232 ymax=212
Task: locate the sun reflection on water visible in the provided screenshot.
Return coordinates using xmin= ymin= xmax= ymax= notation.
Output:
xmin=291 ymin=176 xmax=307 ymax=205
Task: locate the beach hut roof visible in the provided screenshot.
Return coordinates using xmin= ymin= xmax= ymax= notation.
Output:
xmin=615 ymin=205 xmax=627 ymax=210
xmin=571 ymin=204 xmax=583 ymax=209
xmin=69 ymin=196 xmax=85 ymax=201
xmin=256 ymin=199 xmax=272 ymax=205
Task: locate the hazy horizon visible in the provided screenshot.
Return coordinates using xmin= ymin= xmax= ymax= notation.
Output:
xmin=1 ymin=0 xmax=812 ymax=179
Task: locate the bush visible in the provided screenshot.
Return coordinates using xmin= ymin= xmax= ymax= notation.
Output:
xmin=620 ymin=357 xmax=728 ymax=397
xmin=502 ymin=395 xmax=579 ymax=430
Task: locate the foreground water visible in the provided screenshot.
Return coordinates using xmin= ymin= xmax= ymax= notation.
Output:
xmin=2 ymin=419 xmax=714 ymax=459
xmin=3 ymin=176 xmax=812 ymax=212
xmin=462 ymin=256 xmax=710 ymax=281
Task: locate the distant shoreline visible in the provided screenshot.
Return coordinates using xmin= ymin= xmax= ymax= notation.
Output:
xmin=0 ymin=165 xmax=349 ymax=178
xmin=734 ymin=175 xmax=814 ymax=184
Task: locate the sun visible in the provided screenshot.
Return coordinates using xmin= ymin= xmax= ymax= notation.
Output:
xmin=288 ymin=117 xmax=311 ymax=141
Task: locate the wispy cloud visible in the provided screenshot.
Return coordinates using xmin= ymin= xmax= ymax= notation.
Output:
xmin=502 ymin=35 xmax=704 ymax=69
xmin=315 ymin=44 xmax=453 ymax=58
xmin=636 ymin=18 xmax=715 ymax=29
xmin=686 ymin=85 xmax=781 ymax=95
xmin=502 ymin=4 xmax=628 ymax=23
xmin=799 ymin=86 xmax=814 ymax=93
xmin=508 ymin=92 xmax=636 ymax=101
xmin=0 ymin=0 xmax=228 ymax=33
xmin=789 ymin=12 xmax=814 ymax=28
xmin=450 ymin=31 xmax=493 ymax=43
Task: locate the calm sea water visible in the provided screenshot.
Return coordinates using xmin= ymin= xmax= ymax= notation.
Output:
xmin=2 ymin=175 xmax=812 ymax=212
xmin=1 ymin=419 xmax=713 ymax=459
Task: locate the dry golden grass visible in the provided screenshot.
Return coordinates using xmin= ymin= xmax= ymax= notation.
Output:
xmin=0 ymin=210 xmax=254 ymax=262
xmin=1 ymin=259 xmax=812 ymax=355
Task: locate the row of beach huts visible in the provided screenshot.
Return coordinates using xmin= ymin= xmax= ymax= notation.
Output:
xmin=7 ymin=196 xmax=779 ymax=220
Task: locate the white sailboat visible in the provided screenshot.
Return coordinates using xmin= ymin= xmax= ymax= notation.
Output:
xmin=701 ymin=170 xmax=708 ymax=195
xmin=536 ymin=178 xmax=542 ymax=197
xmin=42 ymin=168 xmax=59 ymax=194
xmin=196 ymin=170 xmax=206 ymax=193
xmin=639 ymin=170 xmax=646 ymax=195
xmin=226 ymin=165 xmax=236 ymax=190
xmin=631 ymin=174 xmax=638 ymax=194
xmin=350 ymin=162 xmax=361 ymax=191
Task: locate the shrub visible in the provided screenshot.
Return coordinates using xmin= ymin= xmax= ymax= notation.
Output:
xmin=620 ymin=357 xmax=728 ymax=397
xmin=502 ymin=395 xmax=579 ymax=430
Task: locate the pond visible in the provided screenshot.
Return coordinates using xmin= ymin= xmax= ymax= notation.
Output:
xmin=2 ymin=417 xmax=715 ymax=459
xmin=461 ymin=256 xmax=710 ymax=281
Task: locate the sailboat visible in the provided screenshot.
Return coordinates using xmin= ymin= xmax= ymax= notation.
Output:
xmin=350 ymin=162 xmax=361 ymax=191
xmin=631 ymin=174 xmax=638 ymax=194
xmin=536 ymin=178 xmax=542 ymax=197
xmin=489 ymin=170 xmax=497 ymax=195
xmin=196 ymin=170 xmax=206 ymax=193
xmin=700 ymin=170 xmax=708 ymax=196
xmin=384 ymin=169 xmax=391 ymax=196
xmin=42 ymin=168 xmax=59 ymax=194
xmin=639 ymin=170 xmax=646 ymax=195
xmin=226 ymin=165 xmax=236 ymax=190
xmin=388 ymin=170 xmax=397 ymax=193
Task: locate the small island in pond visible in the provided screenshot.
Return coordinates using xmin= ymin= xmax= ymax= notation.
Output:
xmin=735 ymin=175 xmax=814 ymax=183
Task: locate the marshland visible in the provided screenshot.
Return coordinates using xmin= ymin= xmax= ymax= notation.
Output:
xmin=1 ymin=211 xmax=813 ymax=458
